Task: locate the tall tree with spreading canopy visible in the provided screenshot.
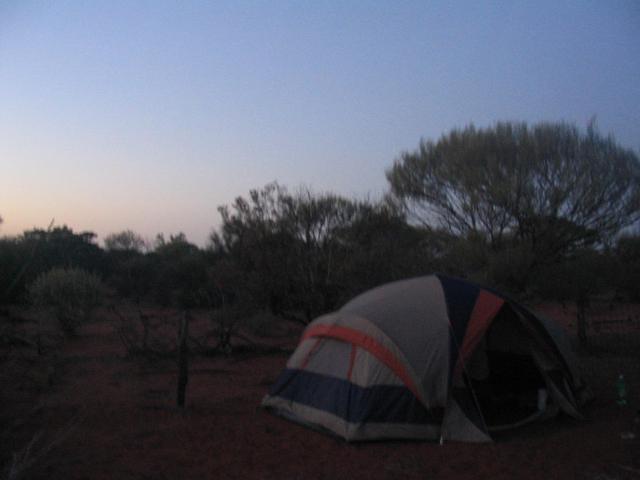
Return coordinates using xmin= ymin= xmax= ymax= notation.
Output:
xmin=210 ymin=183 xmax=439 ymax=322
xmin=210 ymin=183 xmax=359 ymax=321
xmin=387 ymin=121 xmax=640 ymax=288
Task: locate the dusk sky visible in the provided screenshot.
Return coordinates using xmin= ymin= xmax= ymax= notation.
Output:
xmin=1 ymin=1 xmax=639 ymax=246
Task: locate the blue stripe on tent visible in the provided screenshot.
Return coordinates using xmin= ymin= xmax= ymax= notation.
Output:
xmin=269 ymin=369 xmax=443 ymax=425
xmin=436 ymin=274 xmax=480 ymax=376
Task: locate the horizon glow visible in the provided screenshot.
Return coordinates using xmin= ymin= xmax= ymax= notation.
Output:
xmin=1 ymin=1 xmax=639 ymax=245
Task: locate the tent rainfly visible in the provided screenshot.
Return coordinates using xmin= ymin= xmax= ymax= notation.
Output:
xmin=262 ymin=274 xmax=591 ymax=442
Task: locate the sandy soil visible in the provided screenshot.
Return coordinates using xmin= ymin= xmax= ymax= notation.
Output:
xmin=1 ymin=307 xmax=639 ymax=480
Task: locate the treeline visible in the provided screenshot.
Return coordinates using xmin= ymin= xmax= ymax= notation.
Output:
xmin=1 ymin=121 xmax=640 ymax=326
xmin=0 ymin=189 xmax=439 ymax=322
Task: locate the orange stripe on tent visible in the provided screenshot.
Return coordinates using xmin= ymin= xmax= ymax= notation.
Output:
xmin=455 ymin=290 xmax=505 ymax=377
xmin=303 ymin=324 xmax=422 ymax=402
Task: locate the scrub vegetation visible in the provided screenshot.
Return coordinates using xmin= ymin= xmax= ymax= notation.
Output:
xmin=1 ymin=123 xmax=639 ymax=333
xmin=1 ymin=121 xmax=639 ymax=478
xmin=28 ymin=268 xmax=105 ymax=335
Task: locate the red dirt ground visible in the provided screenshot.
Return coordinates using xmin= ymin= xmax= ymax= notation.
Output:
xmin=2 ymin=307 xmax=639 ymax=480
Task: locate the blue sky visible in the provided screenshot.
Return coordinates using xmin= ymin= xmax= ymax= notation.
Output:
xmin=1 ymin=1 xmax=639 ymax=245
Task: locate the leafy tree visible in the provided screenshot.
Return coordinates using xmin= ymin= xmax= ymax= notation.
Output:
xmin=104 ymin=230 xmax=147 ymax=253
xmin=614 ymin=233 xmax=640 ymax=301
xmin=103 ymin=230 xmax=159 ymax=304
xmin=152 ymin=233 xmax=207 ymax=308
xmin=437 ymin=231 xmax=493 ymax=282
xmin=21 ymin=226 xmax=105 ymax=274
xmin=211 ymin=184 xmax=355 ymax=321
xmin=211 ymin=183 xmax=336 ymax=321
xmin=278 ymin=187 xmax=361 ymax=318
xmin=154 ymin=232 xmax=198 ymax=257
xmin=332 ymin=202 xmax=443 ymax=298
xmin=29 ymin=267 xmax=106 ymax=335
xmin=532 ymin=248 xmax=613 ymax=348
xmin=211 ymin=183 xmax=446 ymax=322
xmin=1 ymin=226 xmax=105 ymax=304
xmin=387 ymin=121 xmax=640 ymax=289
xmin=110 ymin=254 xmax=158 ymax=304
xmin=0 ymin=236 xmax=32 ymax=304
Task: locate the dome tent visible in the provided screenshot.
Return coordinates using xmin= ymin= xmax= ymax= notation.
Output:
xmin=261 ymin=274 xmax=590 ymax=442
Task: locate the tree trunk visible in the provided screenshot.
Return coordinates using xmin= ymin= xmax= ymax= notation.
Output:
xmin=576 ymin=295 xmax=588 ymax=349
xmin=176 ymin=312 xmax=190 ymax=408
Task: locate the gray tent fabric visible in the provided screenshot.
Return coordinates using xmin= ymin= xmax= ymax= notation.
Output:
xmin=341 ymin=276 xmax=452 ymax=407
xmin=262 ymin=274 xmax=589 ymax=442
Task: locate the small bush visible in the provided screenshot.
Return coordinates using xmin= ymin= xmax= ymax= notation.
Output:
xmin=111 ymin=306 xmax=177 ymax=357
xmin=28 ymin=268 xmax=105 ymax=335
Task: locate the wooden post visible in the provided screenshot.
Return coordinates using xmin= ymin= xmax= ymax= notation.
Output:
xmin=177 ymin=312 xmax=190 ymax=409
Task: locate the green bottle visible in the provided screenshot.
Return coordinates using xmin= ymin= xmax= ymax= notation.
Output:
xmin=617 ymin=374 xmax=627 ymax=406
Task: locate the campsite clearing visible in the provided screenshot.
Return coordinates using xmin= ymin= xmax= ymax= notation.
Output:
xmin=1 ymin=306 xmax=639 ymax=479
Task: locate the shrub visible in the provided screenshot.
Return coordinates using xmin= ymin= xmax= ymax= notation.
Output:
xmin=615 ymin=234 xmax=640 ymax=301
xmin=28 ymin=268 xmax=106 ymax=335
xmin=111 ymin=306 xmax=177 ymax=358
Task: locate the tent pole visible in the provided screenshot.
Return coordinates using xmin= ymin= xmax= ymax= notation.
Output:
xmin=446 ymin=321 xmax=490 ymax=437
